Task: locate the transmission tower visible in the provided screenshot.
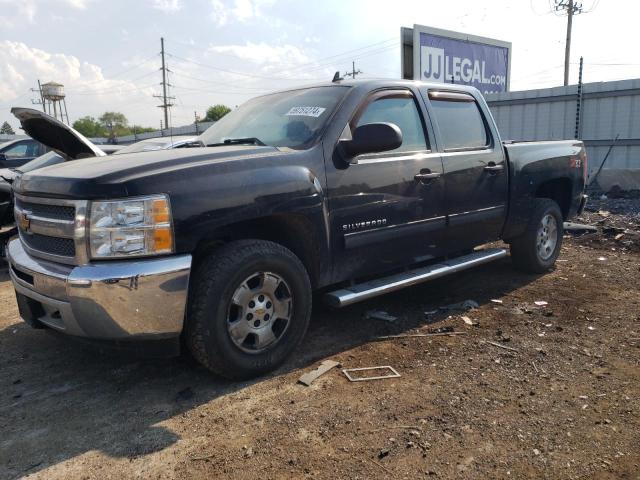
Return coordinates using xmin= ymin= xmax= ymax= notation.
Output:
xmin=154 ymin=37 xmax=175 ymax=129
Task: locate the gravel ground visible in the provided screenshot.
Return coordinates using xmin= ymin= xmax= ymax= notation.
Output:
xmin=572 ymin=193 xmax=640 ymax=253
xmin=0 ymin=203 xmax=639 ymax=480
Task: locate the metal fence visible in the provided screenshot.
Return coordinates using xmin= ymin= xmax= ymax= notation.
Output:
xmin=89 ymin=121 xmax=215 ymax=145
xmin=485 ymin=78 xmax=640 ymax=189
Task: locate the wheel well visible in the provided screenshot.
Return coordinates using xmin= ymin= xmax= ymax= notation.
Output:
xmin=535 ymin=178 xmax=572 ymax=219
xmin=193 ymin=214 xmax=321 ymax=288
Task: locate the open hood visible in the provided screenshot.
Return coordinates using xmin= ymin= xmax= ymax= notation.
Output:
xmin=11 ymin=107 xmax=106 ymax=160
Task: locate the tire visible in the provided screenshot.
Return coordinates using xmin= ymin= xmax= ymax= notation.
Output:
xmin=185 ymin=240 xmax=312 ymax=379
xmin=510 ymin=198 xmax=564 ymax=273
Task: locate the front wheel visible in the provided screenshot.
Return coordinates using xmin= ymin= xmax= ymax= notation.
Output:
xmin=185 ymin=240 xmax=312 ymax=379
xmin=510 ymin=198 xmax=564 ymax=273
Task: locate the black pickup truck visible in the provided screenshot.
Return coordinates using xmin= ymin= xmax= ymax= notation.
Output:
xmin=7 ymin=80 xmax=587 ymax=379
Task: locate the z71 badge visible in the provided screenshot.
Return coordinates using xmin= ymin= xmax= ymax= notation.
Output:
xmin=342 ymin=218 xmax=387 ymax=232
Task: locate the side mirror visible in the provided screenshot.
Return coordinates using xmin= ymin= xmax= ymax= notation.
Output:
xmin=341 ymin=122 xmax=403 ymax=159
xmin=0 ymin=153 xmax=7 ymax=168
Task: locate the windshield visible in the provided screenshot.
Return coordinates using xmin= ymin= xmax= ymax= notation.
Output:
xmin=199 ymin=86 xmax=349 ymax=150
xmin=16 ymin=151 xmax=64 ymax=173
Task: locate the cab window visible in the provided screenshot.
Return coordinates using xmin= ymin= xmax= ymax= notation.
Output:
xmin=355 ymin=95 xmax=428 ymax=154
xmin=429 ymin=94 xmax=489 ymax=151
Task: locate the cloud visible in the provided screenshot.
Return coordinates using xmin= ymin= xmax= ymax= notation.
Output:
xmin=0 ymin=0 xmax=37 ymax=26
xmin=210 ymin=0 xmax=228 ymax=26
xmin=0 ymin=41 xmax=159 ymax=126
xmin=0 ymin=0 xmax=90 ymax=27
xmin=208 ymin=42 xmax=310 ymax=66
xmin=209 ymin=0 xmax=273 ymax=26
xmin=150 ymin=0 xmax=182 ymax=13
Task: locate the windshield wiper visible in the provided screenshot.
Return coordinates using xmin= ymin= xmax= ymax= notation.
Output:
xmin=207 ymin=137 xmax=266 ymax=147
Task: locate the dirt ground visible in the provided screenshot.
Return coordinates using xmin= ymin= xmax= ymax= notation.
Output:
xmin=1 ymin=205 xmax=639 ymax=479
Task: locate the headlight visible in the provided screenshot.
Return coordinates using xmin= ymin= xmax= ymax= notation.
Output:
xmin=89 ymin=195 xmax=174 ymax=259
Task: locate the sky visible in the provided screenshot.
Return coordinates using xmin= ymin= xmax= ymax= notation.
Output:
xmin=0 ymin=0 xmax=638 ymax=131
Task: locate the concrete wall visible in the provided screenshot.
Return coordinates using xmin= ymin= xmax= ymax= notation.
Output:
xmin=485 ymin=78 xmax=640 ymax=190
xmin=0 ymin=134 xmax=28 ymax=143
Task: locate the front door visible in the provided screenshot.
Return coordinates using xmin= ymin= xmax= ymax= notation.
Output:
xmin=326 ymin=89 xmax=447 ymax=282
xmin=423 ymin=90 xmax=508 ymax=250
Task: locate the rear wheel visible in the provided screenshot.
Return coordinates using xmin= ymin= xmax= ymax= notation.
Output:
xmin=185 ymin=240 xmax=312 ymax=379
xmin=510 ymin=198 xmax=563 ymax=273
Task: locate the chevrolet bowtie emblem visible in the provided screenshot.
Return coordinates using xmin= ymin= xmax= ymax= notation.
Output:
xmin=19 ymin=212 xmax=31 ymax=232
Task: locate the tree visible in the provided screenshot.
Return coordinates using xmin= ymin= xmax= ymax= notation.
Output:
xmin=99 ymin=111 xmax=129 ymax=138
xmin=204 ymin=104 xmax=231 ymax=122
xmin=0 ymin=121 xmax=15 ymax=135
xmin=130 ymin=125 xmax=156 ymax=135
xmin=72 ymin=116 xmax=105 ymax=137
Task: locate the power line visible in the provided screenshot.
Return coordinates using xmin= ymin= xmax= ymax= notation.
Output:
xmin=167 ymin=40 xmax=399 ymax=82
xmin=66 ymin=70 xmax=159 ymax=95
xmin=170 ymin=36 xmax=397 ymax=72
xmin=75 ymin=53 xmax=160 ymax=87
xmin=169 ymin=71 xmax=268 ymax=92
xmin=278 ymin=37 xmax=398 ymax=69
xmin=297 ymin=43 xmax=400 ymax=74
xmin=68 ymin=83 xmax=158 ymax=96
xmin=171 ymin=85 xmax=270 ymax=96
xmin=167 ymin=53 xmax=324 ymax=81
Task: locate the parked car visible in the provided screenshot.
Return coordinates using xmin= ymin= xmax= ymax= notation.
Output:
xmin=113 ymin=135 xmax=200 ymax=155
xmin=0 ymin=109 xmax=107 ymax=256
xmin=6 ymin=80 xmax=587 ymax=379
xmin=0 ymin=137 xmax=49 ymax=169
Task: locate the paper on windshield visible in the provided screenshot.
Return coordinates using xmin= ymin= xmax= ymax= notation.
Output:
xmin=285 ymin=106 xmax=326 ymax=118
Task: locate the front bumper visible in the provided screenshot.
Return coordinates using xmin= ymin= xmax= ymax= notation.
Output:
xmin=7 ymin=238 xmax=191 ymax=341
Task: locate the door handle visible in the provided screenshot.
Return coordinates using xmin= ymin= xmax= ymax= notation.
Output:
xmin=484 ymin=163 xmax=504 ymax=173
xmin=414 ymin=172 xmax=442 ymax=182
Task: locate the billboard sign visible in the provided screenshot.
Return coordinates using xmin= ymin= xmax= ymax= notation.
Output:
xmin=402 ymin=25 xmax=511 ymax=94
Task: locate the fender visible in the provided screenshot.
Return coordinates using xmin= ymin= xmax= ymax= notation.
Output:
xmin=502 ymin=141 xmax=584 ymax=240
xmin=170 ymin=161 xmax=330 ymax=269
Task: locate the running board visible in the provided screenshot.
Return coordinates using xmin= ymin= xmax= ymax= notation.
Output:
xmin=324 ymin=248 xmax=508 ymax=308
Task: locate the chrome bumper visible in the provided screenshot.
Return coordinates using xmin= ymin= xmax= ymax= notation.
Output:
xmin=7 ymin=238 xmax=191 ymax=340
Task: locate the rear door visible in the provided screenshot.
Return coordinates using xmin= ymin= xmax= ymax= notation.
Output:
xmin=422 ymin=90 xmax=508 ymax=250
xmin=326 ymin=88 xmax=447 ymax=281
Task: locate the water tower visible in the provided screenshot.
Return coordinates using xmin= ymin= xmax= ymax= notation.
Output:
xmin=41 ymin=81 xmax=70 ymax=124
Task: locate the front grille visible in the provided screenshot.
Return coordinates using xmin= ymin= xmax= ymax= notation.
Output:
xmin=22 ymin=233 xmax=76 ymax=257
xmin=15 ymin=200 xmax=75 ymax=221
xmin=15 ymin=194 xmax=85 ymax=264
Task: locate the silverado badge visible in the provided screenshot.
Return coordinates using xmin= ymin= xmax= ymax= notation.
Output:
xmin=342 ymin=218 xmax=387 ymax=232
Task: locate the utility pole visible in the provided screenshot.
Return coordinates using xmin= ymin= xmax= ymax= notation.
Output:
xmin=30 ymin=80 xmax=46 ymax=113
xmin=154 ymin=37 xmax=175 ymax=129
xmin=555 ymin=0 xmax=583 ymax=86
xmin=194 ymin=111 xmax=199 ymax=134
xmin=344 ymin=61 xmax=362 ymax=79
